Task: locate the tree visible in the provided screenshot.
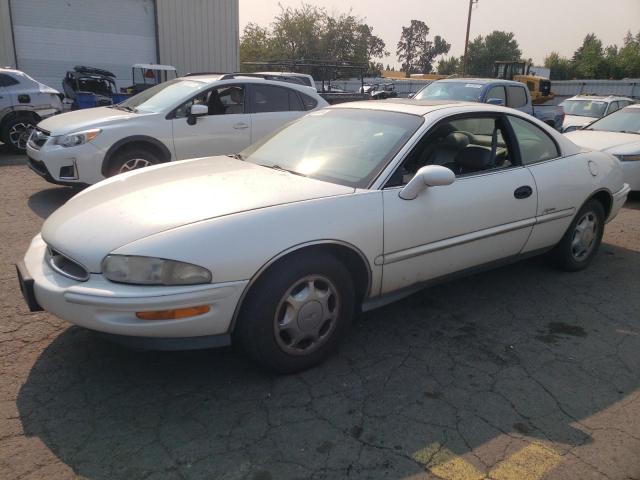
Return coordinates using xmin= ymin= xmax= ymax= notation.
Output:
xmin=543 ymin=51 xmax=573 ymax=80
xmin=239 ymin=4 xmax=387 ymax=79
xmin=437 ymin=56 xmax=461 ymax=75
xmin=465 ymin=31 xmax=521 ymax=77
xmin=396 ymin=20 xmax=450 ymax=77
xmin=571 ymin=33 xmax=608 ymax=79
xmin=616 ymin=31 xmax=640 ymax=78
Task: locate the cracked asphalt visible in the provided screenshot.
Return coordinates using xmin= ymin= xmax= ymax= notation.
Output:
xmin=1 ymin=148 xmax=639 ymax=480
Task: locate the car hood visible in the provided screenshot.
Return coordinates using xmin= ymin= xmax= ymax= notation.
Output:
xmin=41 ymin=156 xmax=355 ymax=272
xmin=563 ymin=130 xmax=640 ymax=153
xmin=562 ymin=115 xmax=596 ymax=129
xmin=36 ymin=106 xmax=142 ymax=135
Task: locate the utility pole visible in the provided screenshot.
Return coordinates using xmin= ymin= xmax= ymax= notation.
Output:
xmin=462 ymin=0 xmax=478 ymax=76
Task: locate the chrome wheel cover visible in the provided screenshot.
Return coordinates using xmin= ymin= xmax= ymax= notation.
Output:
xmin=119 ymin=158 xmax=152 ymax=173
xmin=8 ymin=122 xmax=33 ymax=150
xmin=571 ymin=211 xmax=598 ymax=261
xmin=274 ymin=275 xmax=340 ymax=356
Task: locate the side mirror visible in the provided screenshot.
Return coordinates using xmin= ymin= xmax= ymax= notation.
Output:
xmin=486 ymin=97 xmax=505 ymax=106
xmin=187 ymin=104 xmax=208 ymax=125
xmin=399 ymin=165 xmax=455 ymax=200
xmin=408 ymin=92 xmax=415 ymax=99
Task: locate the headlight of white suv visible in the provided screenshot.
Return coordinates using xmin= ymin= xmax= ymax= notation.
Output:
xmin=616 ymin=154 xmax=640 ymax=162
xmin=54 ymin=128 xmax=101 ymax=147
xmin=102 ymin=255 xmax=212 ymax=285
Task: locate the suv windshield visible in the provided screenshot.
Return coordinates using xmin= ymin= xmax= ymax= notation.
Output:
xmin=415 ymin=82 xmax=483 ymax=102
xmin=241 ymin=109 xmax=423 ymax=188
xmin=117 ymin=79 xmax=205 ymax=113
xmin=560 ymin=99 xmax=607 ymax=118
xmin=586 ymin=108 xmax=640 ymax=133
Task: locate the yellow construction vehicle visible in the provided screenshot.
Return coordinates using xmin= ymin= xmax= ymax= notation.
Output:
xmin=493 ymin=61 xmax=555 ymax=104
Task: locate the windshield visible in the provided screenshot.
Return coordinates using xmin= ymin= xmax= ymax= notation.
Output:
xmin=586 ymin=108 xmax=640 ymax=133
xmin=560 ymin=100 xmax=607 ymax=118
xmin=415 ymin=81 xmax=483 ymax=102
xmin=117 ymin=79 xmax=205 ymax=113
xmin=241 ymin=109 xmax=423 ymax=188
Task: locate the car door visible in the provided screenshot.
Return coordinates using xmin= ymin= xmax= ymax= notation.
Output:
xmin=506 ymin=85 xmax=531 ymax=114
xmin=486 ymin=85 xmax=507 ymax=105
xmin=248 ymin=84 xmax=308 ymax=144
xmin=0 ymin=73 xmax=16 ymax=111
xmin=507 ymin=115 xmax=592 ymax=253
xmin=380 ymin=113 xmax=538 ymax=294
xmin=171 ymin=84 xmax=251 ymax=160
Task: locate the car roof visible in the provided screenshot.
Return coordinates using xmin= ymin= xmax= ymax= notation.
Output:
xmin=177 ymin=74 xmax=322 ymax=95
xmin=566 ymin=95 xmax=634 ymax=102
xmin=255 ymin=71 xmax=312 ymax=77
xmin=329 ymin=98 xmax=501 ymax=116
xmin=433 ymin=78 xmax=525 ymax=86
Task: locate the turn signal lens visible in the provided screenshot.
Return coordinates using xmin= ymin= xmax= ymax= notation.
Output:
xmin=136 ymin=305 xmax=210 ymax=320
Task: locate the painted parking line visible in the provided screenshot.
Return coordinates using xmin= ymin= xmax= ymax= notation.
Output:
xmin=411 ymin=441 xmax=562 ymax=480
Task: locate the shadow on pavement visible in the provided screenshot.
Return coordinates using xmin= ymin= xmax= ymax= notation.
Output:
xmin=0 ymin=143 xmax=27 ymax=166
xmin=16 ymin=244 xmax=640 ymax=479
xmin=28 ymin=187 xmax=77 ymax=219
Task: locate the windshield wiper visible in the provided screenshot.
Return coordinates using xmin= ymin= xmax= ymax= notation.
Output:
xmin=116 ymin=105 xmax=136 ymax=113
xmin=227 ymin=153 xmax=244 ymax=160
xmin=267 ymin=164 xmax=307 ymax=177
xmin=618 ymin=130 xmax=640 ymax=135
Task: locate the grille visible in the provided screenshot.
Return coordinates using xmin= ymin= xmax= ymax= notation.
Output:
xmin=28 ymin=127 xmax=50 ymax=150
xmin=47 ymin=247 xmax=90 ymax=282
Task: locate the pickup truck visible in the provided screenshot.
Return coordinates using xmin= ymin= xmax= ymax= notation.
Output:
xmin=413 ymin=78 xmax=564 ymax=130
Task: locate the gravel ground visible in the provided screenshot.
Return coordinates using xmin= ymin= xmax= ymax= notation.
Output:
xmin=1 ymin=150 xmax=639 ymax=480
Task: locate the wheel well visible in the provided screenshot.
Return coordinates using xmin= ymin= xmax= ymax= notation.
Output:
xmin=589 ymin=190 xmax=613 ymax=218
xmin=0 ymin=110 xmax=39 ymax=130
xmin=102 ymin=140 xmax=170 ymax=176
xmin=231 ymin=243 xmax=372 ymax=331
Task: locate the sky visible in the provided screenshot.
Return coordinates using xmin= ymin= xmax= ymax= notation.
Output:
xmin=239 ymin=0 xmax=640 ymax=68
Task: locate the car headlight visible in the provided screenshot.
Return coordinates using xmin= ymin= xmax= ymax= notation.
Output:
xmin=54 ymin=128 xmax=101 ymax=147
xmin=616 ymin=154 xmax=640 ymax=162
xmin=102 ymin=255 xmax=212 ymax=285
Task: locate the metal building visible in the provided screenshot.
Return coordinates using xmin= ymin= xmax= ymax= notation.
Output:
xmin=0 ymin=0 xmax=239 ymax=88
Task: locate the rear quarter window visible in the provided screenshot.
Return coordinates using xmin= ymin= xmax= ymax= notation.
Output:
xmin=0 ymin=73 xmax=19 ymax=87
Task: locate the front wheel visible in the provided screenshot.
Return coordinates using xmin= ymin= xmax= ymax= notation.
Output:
xmin=1 ymin=116 xmax=36 ymax=153
xmin=551 ymin=199 xmax=605 ymax=271
xmin=105 ymin=148 xmax=161 ymax=177
xmin=234 ymin=251 xmax=354 ymax=374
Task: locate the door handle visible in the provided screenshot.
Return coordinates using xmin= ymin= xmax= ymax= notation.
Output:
xmin=233 ymin=122 xmax=249 ymax=130
xmin=514 ymin=185 xmax=533 ymax=199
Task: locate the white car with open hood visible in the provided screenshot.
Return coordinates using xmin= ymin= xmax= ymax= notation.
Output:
xmin=17 ymin=100 xmax=630 ymax=373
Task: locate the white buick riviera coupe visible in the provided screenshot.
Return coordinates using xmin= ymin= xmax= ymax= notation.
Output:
xmin=17 ymin=100 xmax=630 ymax=373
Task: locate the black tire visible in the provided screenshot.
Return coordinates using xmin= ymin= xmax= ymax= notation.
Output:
xmin=551 ymin=199 xmax=605 ymax=271
xmin=234 ymin=251 xmax=355 ymax=374
xmin=105 ymin=147 xmax=161 ymax=177
xmin=1 ymin=115 xmax=36 ymax=153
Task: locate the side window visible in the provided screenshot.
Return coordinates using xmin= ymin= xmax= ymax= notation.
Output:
xmin=506 ymin=86 xmax=527 ymax=108
xmin=0 ymin=73 xmax=19 ymax=87
xmin=299 ymin=92 xmax=318 ymax=111
xmin=288 ymin=90 xmax=304 ymax=111
xmin=486 ymin=86 xmax=506 ymax=105
xmin=174 ymin=85 xmax=245 ymax=118
xmin=251 ymin=85 xmax=291 ymax=113
xmin=387 ymin=115 xmax=515 ymax=186
xmin=508 ymin=116 xmax=559 ymax=165
xmin=606 ymin=101 xmax=619 ymax=115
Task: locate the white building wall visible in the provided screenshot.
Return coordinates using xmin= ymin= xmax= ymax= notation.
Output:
xmin=156 ymin=0 xmax=239 ymax=75
xmin=0 ymin=0 xmax=16 ymax=67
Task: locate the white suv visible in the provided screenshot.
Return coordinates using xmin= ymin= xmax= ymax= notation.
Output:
xmin=26 ymin=74 xmax=328 ymax=186
xmin=560 ymin=95 xmax=635 ymax=132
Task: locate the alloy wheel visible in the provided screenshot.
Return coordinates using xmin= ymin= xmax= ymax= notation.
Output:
xmin=571 ymin=211 xmax=598 ymax=261
xmin=8 ymin=122 xmax=33 ymax=150
xmin=119 ymin=158 xmax=152 ymax=173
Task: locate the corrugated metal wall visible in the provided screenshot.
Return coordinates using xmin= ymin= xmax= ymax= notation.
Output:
xmin=156 ymin=0 xmax=239 ymax=75
xmin=0 ymin=0 xmax=16 ymax=67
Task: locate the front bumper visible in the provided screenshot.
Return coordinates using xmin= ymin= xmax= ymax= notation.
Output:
xmin=26 ymin=141 xmax=106 ymax=185
xmin=609 ymin=183 xmax=631 ymax=222
xmin=20 ymin=235 xmax=248 ymax=340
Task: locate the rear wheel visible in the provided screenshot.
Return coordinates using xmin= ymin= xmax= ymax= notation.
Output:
xmin=551 ymin=199 xmax=605 ymax=271
xmin=234 ymin=251 xmax=354 ymax=374
xmin=1 ymin=115 xmax=36 ymax=153
xmin=105 ymin=147 xmax=161 ymax=177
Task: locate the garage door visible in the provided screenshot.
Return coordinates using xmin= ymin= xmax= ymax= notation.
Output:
xmin=10 ymin=0 xmax=157 ymax=90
